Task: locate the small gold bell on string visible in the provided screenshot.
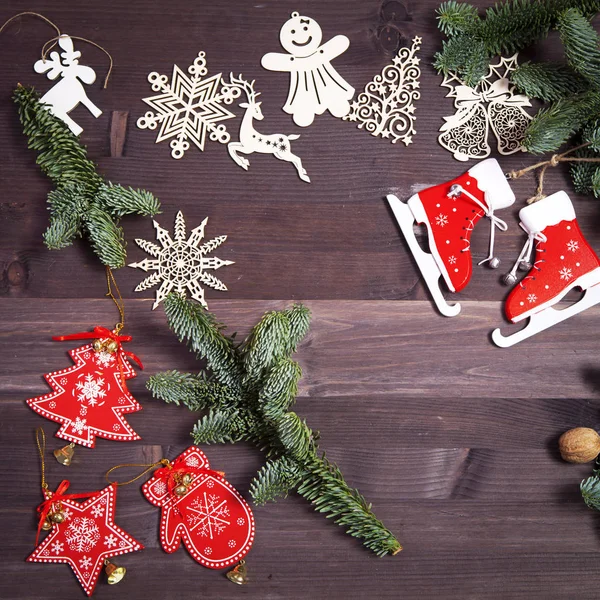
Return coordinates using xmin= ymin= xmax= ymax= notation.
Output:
xmin=50 ymin=511 xmax=65 ymax=524
xmin=181 ymin=473 xmax=193 ymax=486
xmin=173 ymin=484 xmax=188 ymax=497
xmin=54 ymin=443 xmax=75 ymax=466
xmin=104 ymin=559 xmax=127 ymax=585
xmin=226 ymin=560 xmax=248 ymax=585
xmin=41 ymin=519 xmax=53 ymax=531
xmin=105 ymin=339 xmax=119 ymax=354
xmin=93 ymin=338 xmax=104 ymax=352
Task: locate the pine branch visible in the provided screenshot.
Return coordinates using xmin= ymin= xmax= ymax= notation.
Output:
xmin=571 ymin=147 xmax=600 ymax=194
xmin=582 ymin=471 xmax=600 ymax=510
xmin=283 ymin=304 xmax=311 ymax=352
xmin=259 ymin=358 xmax=301 ymax=421
xmin=583 ymin=119 xmax=600 ymax=151
xmin=192 ymin=409 xmax=250 ymax=444
xmin=250 ymin=456 xmax=304 ymax=504
xmin=558 ymin=7 xmax=600 ymax=85
xmin=163 ymin=293 xmax=243 ymax=390
xmin=147 ymin=370 xmax=241 ymax=411
xmin=512 ymin=61 xmax=589 ymax=101
xmin=437 ymin=1 xmax=480 ymax=35
xmin=433 ymin=36 xmax=489 ymax=85
xmin=523 ymin=91 xmax=600 ymax=153
xmin=298 ymin=455 xmax=402 ymax=557
xmin=13 ymin=85 xmax=160 ymax=267
xmin=275 ymin=412 xmax=314 ymax=462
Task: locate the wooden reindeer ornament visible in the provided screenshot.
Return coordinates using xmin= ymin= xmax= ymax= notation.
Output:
xmin=34 ymin=34 xmax=103 ymax=136
xmin=227 ymin=74 xmax=310 ymax=183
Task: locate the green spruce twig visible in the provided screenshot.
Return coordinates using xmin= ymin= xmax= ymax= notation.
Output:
xmin=14 ymin=85 xmax=160 ymax=267
xmin=148 ymin=293 xmax=401 ymax=557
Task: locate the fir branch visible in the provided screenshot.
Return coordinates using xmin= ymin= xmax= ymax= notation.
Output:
xmin=582 ymin=471 xmax=600 ymax=510
xmin=147 ymin=370 xmax=240 ymax=411
xmin=275 ymin=412 xmax=314 ymax=462
xmin=259 ymin=358 xmax=301 ymax=421
xmin=523 ymin=91 xmax=600 ymax=153
xmin=13 ymin=85 xmax=160 ymax=267
xmin=96 ymin=183 xmax=161 ymax=218
xmin=512 ymin=61 xmax=589 ymax=101
xmin=437 ymin=1 xmax=480 ymax=36
xmin=298 ymin=455 xmax=401 ymax=557
xmin=583 ymin=119 xmax=600 ymax=151
xmin=571 ymin=147 xmax=600 ymax=194
xmin=433 ymin=36 xmax=489 ymax=85
xmin=192 ymin=409 xmax=249 ymax=444
xmin=283 ymin=304 xmax=311 ymax=352
xmin=163 ymin=293 xmax=242 ymax=390
xmin=558 ymin=7 xmax=600 ymax=85
xmin=250 ymin=456 xmax=304 ymax=504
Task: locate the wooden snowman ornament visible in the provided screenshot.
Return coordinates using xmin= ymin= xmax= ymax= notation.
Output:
xmin=261 ymin=12 xmax=354 ymax=127
xmin=34 ymin=34 xmax=102 ymax=135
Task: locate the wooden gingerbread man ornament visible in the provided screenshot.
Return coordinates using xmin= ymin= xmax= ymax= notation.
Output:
xmin=261 ymin=12 xmax=354 ymax=127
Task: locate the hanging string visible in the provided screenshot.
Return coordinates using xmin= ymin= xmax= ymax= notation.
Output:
xmin=35 ymin=427 xmax=48 ymax=492
xmin=106 ymin=459 xmax=172 ymax=486
xmin=106 ymin=267 xmax=125 ymax=334
xmin=508 ymin=141 xmax=600 ymax=204
xmin=40 ymin=35 xmax=113 ymax=88
xmin=0 ymin=12 xmax=61 ymax=38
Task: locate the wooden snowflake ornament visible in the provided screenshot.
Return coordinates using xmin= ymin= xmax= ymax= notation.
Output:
xmin=438 ymin=54 xmax=533 ymax=161
xmin=25 ymin=328 xmax=143 ymax=448
xmin=33 ymin=35 xmax=102 ymax=136
xmin=345 ymin=36 xmax=421 ymax=145
xmin=137 ymin=51 xmax=240 ymax=159
xmin=129 ymin=211 xmax=234 ymax=309
xmin=142 ymin=446 xmax=255 ymax=569
xmin=28 ymin=483 xmax=143 ymax=596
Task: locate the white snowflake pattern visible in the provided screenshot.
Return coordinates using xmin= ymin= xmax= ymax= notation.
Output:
xmin=118 ymin=396 xmax=127 ymax=405
xmin=204 ymin=546 xmax=213 ymax=555
xmin=71 ymin=417 xmax=87 ymax=434
xmin=104 ymin=534 xmax=117 ymax=548
xmin=236 ymin=517 xmax=245 ymax=526
xmin=186 ymin=456 xmax=200 ymax=467
xmin=559 ymin=267 xmax=573 ymax=281
xmin=137 ymin=51 xmax=240 ymax=159
xmin=91 ymin=504 xmax=105 ymax=518
xmin=228 ymin=540 xmax=237 ymax=548
xmin=112 ymin=424 xmax=120 ymax=432
xmin=80 ymin=405 xmax=88 ymax=416
xmin=51 ymin=541 xmax=64 ymax=555
xmin=206 ymin=480 xmax=215 ymax=489
xmin=186 ymin=492 xmax=230 ymax=539
xmin=94 ymin=351 xmax=116 ymax=368
xmin=129 ymin=211 xmax=234 ymax=310
xmin=154 ymin=481 xmax=168 ymax=496
xmin=435 ymin=213 xmax=448 ymax=227
xmin=49 ymin=401 xmax=56 ymax=409
xmin=448 ymin=255 xmax=457 ymax=265
xmin=75 ymin=373 xmax=107 ymax=406
xmin=567 ymin=240 xmax=579 ymax=253
xmin=65 ymin=517 xmax=100 ymax=553
xmin=527 ymin=293 xmax=537 ymax=303
xmin=62 ymin=508 xmax=72 ymax=521
xmin=79 ymin=555 xmax=93 ymax=571
xmin=60 ymin=377 xmax=68 ymax=385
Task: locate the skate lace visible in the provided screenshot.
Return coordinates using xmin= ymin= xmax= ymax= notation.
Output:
xmin=447 ymin=184 xmax=507 ymax=264
xmin=505 ymin=224 xmax=547 ymax=287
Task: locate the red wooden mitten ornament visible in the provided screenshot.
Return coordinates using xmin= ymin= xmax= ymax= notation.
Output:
xmin=142 ymin=446 xmax=255 ymax=569
xmin=28 ymin=482 xmax=143 ymax=596
xmin=26 ymin=327 xmax=143 ymax=448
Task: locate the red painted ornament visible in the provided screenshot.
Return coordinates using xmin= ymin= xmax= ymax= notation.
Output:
xmin=28 ymin=483 xmax=143 ymax=596
xmin=26 ymin=327 xmax=143 ymax=448
xmin=142 ymin=446 xmax=255 ymax=569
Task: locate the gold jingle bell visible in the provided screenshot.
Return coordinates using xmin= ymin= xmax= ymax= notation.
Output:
xmin=181 ymin=473 xmax=193 ymax=485
xmin=93 ymin=339 xmax=104 ymax=353
xmin=41 ymin=519 xmax=53 ymax=531
xmin=54 ymin=443 xmax=75 ymax=466
xmin=173 ymin=484 xmax=188 ymax=497
xmin=105 ymin=339 xmax=119 ymax=354
xmin=50 ymin=511 xmax=65 ymax=524
xmin=104 ymin=559 xmax=126 ymax=585
xmin=226 ymin=560 xmax=248 ymax=585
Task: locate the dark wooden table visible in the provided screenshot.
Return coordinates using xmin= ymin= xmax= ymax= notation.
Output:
xmin=2 ymin=1 xmax=600 ymax=598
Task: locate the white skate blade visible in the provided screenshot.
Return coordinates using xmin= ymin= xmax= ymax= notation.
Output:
xmin=492 ymin=283 xmax=600 ymax=347
xmin=387 ymin=194 xmax=461 ymax=317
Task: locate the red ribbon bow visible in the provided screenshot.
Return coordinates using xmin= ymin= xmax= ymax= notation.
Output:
xmin=36 ymin=480 xmax=101 ymax=545
xmin=53 ymin=326 xmax=144 ymax=370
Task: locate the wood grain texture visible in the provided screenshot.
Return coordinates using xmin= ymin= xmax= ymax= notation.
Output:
xmin=1 ymin=1 xmax=600 ymax=599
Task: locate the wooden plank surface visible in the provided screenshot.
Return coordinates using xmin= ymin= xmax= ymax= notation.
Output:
xmin=2 ymin=1 xmax=600 ymax=599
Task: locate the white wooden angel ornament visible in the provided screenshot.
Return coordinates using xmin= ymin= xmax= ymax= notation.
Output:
xmin=34 ymin=34 xmax=102 ymax=136
xmin=261 ymin=12 xmax=355 ymax=127
xmin=226 ymin=74 xmax=310 ymax=183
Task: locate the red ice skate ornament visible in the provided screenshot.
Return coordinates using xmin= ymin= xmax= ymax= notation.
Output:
xmin=387 ymin=158 xmax=515 ymax=316
xmin=142 ymin=446 xmax=255 ymax=569
xmin=28 ymin=482 xmax=143 ymax=596
xmin=26 ymin=327 xmax=143 ymax=448
xmin=492 ymin=191 xmax=600 ymax=347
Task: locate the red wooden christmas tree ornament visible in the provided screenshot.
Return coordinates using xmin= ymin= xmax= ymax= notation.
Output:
xmin=28 ymin=482 xmax=143 ymax=596
xmin=26 ymin=326 xmax=143 ymax=448
xmin=142 ymin=446 xmax=255 ymax=569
